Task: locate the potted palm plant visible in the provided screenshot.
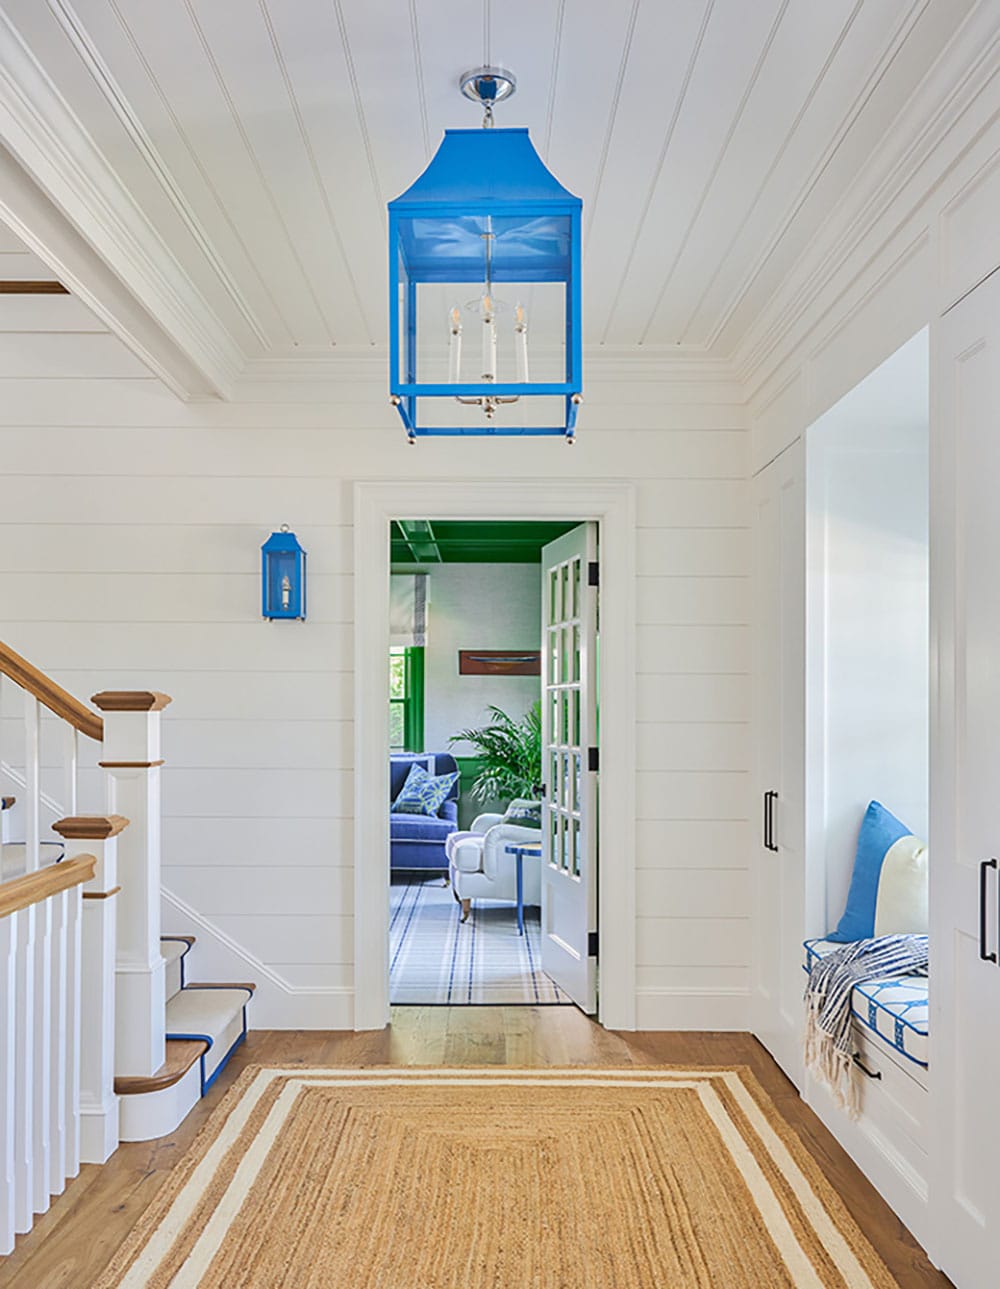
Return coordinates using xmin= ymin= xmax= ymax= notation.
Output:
xmin=449 ymin=701 xmax=542 ymax=804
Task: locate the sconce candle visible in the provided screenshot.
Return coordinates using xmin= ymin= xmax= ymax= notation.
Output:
xmin=262 ymin=526 xmax=306 ymax=620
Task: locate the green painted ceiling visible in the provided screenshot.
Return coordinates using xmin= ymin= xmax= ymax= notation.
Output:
xmin=390 ymin=519 xmax=578 ymax=564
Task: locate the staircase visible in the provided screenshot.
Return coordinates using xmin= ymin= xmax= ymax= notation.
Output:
xmin=115 ymin=935 xmax=254 ymax=1141
xmin=0 ymin=640 xmax=255 ymax=1253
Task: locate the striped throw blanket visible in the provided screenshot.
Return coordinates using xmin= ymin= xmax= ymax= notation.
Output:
xmin=804 ymin=934 xmax=929 ymax=1117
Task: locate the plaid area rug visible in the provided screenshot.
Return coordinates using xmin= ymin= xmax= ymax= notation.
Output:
xmin=389 ymin=877 xmax=570 ymax=1005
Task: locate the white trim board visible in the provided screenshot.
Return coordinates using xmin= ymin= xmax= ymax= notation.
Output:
xmin=353 ymin=480 xmax=638 ymax=1031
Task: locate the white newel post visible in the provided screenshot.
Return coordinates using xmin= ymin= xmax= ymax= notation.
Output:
xmin=92 ymin=692 xmax=171 ymax=1082
xmin=51 ymin=816 xmax=128 ymax=1165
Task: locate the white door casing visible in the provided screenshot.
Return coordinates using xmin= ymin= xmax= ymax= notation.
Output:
xmin=540 ymin=523 xmax=598 ymax=1013
xmin=352 ymin=481 xmax=637 ymax=1032
xmin=929 ymin=268 xmax=1000 ymax=1288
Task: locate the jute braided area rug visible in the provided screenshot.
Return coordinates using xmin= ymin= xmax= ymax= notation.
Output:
xmin=97 ymin=1066 xmax=899 ymax=1288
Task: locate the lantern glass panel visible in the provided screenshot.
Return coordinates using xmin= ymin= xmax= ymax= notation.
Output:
xmin=266 ymin=551 xmax=300 ymax=617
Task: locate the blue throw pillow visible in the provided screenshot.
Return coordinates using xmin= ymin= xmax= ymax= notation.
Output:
xmin=391 ymin=763 xmax=459 ymax=817
xmin=828 ymin=801 xmax=917 ymax=942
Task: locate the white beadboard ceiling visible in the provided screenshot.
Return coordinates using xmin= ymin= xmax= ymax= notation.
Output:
xmin=0 ymin=0 xmax=978 ymax=391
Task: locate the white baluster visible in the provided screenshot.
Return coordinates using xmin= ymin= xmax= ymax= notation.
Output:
xmin=25 ymin=695 xmax=50 ymax=1216
xmin=24 ymin=695 xmax=39 ymax=875
xmin=0 ymin=911 xmax=16 ymax=1255
xmin=12 ymin=898 xmax=32 ymax=1233
xmin=63 ymin=725 xmax=78 ymax=819
xmin=48 ymin=886 xmax=68 ymax=1196
xmin=65 ymin=884 xmax=82 ymax=1180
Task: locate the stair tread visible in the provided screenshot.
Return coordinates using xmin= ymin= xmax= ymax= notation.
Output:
xmin=115 ymin=1038 xmax=208 ymax=1096
xmin=166 ymin=985 xmax=253 ymax=1043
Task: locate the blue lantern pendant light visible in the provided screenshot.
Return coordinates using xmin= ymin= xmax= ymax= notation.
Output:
xmin=388 ymin=67 xmax=582 ymax=443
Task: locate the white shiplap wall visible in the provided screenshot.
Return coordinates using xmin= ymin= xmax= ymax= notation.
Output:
xmin=0 ymin=304 xmax=749 ymax=1026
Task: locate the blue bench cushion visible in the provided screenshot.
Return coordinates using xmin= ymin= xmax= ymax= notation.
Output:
xmin=803 ymin=938 xmax=928 ymax=1069
xmin=389 ymin=812 xmax=455 ymax=842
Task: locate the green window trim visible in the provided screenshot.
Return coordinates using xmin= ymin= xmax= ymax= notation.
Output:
xmin=389 ymin=646 xmax=425 ymax=752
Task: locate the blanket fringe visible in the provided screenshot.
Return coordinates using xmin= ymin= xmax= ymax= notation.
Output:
xmin=804 ymin=993 xmax=861 ymax=1119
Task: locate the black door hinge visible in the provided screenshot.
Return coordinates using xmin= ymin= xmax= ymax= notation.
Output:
xmin=588 ymin=931 xmax=599 ymax=957
xmin=588 ymin=561 xmax=599 ymax=587
xmin=588 ymin=746 xmax=599 ymax=772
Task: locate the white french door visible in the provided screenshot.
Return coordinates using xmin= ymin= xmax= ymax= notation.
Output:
xmin=930 ymin=269 xmax=1000 ymax=1288
xmin=540 ymin=523 xmax=598 ymax=1013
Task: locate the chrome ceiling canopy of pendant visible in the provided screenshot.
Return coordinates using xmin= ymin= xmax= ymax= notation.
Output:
xmin=388 ymin=67 xmax=582 ymax=442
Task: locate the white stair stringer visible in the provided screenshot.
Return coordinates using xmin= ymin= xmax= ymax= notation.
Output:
xmin=161 ymin=886 xmax=353 ymax=1029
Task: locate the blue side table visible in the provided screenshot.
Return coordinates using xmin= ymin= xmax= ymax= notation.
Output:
xmin=505 ymin=842 xmax=542 ymax=935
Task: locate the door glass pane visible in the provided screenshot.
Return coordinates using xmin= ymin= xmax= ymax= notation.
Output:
xmin=571 ymin=818 xmax=581 ymax=877
xmin=550 ymin=628 xmax=559 ymax=684
xmin=560 ymin=815 xmax=569 ymax=871
xmin=560 ymin=691 xmax=569 ymax=745
xmin=548 ymin=807 xmax=558 ymax=869
xmin=572 ymin=557 xmax=580 ymax=618
xmin=573 ymin=752 xmax=581 ymax=811
xmin=560 ymin=564 xmax=569 ymax=621
xmin=550 ymin=569 xmax=559 ymax=623
xmin=572 ymin=689 xmax=581 ymax=747
xmin=573 ymin=625 xmax=581 ymax=682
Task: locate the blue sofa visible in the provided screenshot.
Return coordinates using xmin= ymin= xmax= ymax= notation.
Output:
xmin=390 ymin=752 xmax=460 ymax=873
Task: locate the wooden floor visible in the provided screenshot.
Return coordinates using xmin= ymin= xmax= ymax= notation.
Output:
xmin=0 ymin=1009 xmax=951 ymax=1288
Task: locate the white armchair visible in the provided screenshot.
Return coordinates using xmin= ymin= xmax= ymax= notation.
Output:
xmin=447 ymin=802 xmax=542 ymax=923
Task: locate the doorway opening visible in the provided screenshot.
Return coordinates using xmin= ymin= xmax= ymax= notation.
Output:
xmin=352 ymin=480 xmax=637 ymax=1033
xmin=387 ymin=520 xmax=593 ymax=1008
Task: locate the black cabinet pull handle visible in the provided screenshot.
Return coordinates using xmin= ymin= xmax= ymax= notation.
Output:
xmin=980 ymin=858 xmax=998 ymax=962
xmin=763 ymin=791 xmax=778 ymax=853
xmin=852 ymin=1053 xmax=882 ymax=1081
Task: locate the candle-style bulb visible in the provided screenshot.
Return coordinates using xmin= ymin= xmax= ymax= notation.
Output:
xmin=514 ymin=301 xmax=529 ymax=384
xmin=481 ymin=291 xmax=497 ymax=382
xmin=448 ymin=304 xmax=463 ymax=384
xmin=281 ymin=574 xmax=291 ymax=610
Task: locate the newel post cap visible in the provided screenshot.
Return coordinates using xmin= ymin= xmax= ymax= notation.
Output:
xmin=52 ymin=814 xmax=130 ymax=840
xmin=90 ymin=691 xmax=172 ymax=713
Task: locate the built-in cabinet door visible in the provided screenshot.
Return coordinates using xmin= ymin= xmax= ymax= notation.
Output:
xmin=752 ymin=438 xmax=805 ymax=1085
xmin=930 ymin=268 xmax=1000 ymax=1289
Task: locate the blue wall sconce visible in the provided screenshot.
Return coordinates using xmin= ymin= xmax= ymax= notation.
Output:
xmin=262 ymin=526 xmax=306 ymax=620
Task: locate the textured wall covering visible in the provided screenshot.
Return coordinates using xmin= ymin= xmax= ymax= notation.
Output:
xmin=0 ymin=326 xmax=749 ymax=1026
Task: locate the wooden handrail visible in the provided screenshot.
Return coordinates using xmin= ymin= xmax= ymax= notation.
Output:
xmin=0 ymin=640 xmax=103 ymax=741
xmin=0 ymin=855 xmax=97 ymax=919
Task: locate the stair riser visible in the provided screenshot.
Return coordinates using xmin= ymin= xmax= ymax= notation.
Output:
xmin=164 ymin=956 xmax=183 ymax=1002
xmin=118 ymin=1063 xmax=200 ymax=1142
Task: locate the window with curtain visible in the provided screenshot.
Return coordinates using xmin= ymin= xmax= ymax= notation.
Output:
xmin=389 ymin=572 xmax=428 ymax=751
xmin=389 ymin=646 xmax=424 ymax=751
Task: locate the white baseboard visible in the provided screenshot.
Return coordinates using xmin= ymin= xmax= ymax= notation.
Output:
xmin=161 ymin=888 xmax=354 ymax=1030
xmin=79 ymin=1094 xmax=119 ymax=1165
xmin=634 ymin=987 xmax=750 ymax=1030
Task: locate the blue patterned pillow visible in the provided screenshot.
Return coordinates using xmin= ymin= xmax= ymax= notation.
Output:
xmin=391 ymin=763 xmax=459 ymax=817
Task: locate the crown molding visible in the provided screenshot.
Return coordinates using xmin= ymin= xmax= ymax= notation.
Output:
xmin=734 ymin=0 xmax=1000 ymax=400
xmin=0 ymin=7 xmax=244 ymax=399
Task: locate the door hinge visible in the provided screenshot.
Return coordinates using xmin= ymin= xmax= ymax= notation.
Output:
xmin=588 ymin=561 xmax=599 ymax=587
xmin=588 ymin=931 xmax=599 ymax=958
xmin=588 ymin=746 xmax=599 ymax=772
